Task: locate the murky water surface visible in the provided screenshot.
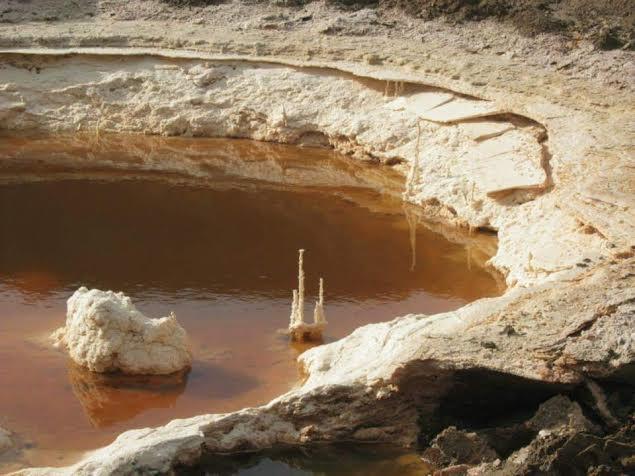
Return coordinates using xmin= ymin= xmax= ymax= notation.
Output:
xmin=199 ymin=444 xmax=435 ymax=475
xmin=0 ymin=135 xmax=502 ymax=470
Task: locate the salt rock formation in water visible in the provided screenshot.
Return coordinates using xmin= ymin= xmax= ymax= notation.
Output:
xmin=51 ymin=287 xmax=191 ymax=375
xmin=289 ymin=249 xmax=327 ymax=341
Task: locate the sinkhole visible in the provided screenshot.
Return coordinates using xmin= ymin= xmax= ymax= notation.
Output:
xmin=0 ymin=133 xmax=503 ymax=470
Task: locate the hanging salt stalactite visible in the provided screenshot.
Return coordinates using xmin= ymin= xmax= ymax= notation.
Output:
xmin=404 ymin=120 xmax=423 ymax=200
xmin=404 ymin=204 xmax=420 ymax=272
xmin=288 ymin=249 xmax=327 ymax=342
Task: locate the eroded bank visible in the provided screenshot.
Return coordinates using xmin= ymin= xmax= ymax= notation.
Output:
xmin=0 ymin=45 xmax=632 ymax=475
xmin=0 ymin=134 xmax=504 ymax=471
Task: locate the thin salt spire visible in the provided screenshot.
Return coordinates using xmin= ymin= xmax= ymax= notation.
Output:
xmin=313 ymin=277 xmax=326 ymax=324
xmin=290 ymin=289 xmax=299 ymax=326
xmin=288 ymin=249 xmax=327 ymax=342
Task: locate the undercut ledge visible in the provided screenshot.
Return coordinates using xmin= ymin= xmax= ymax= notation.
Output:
xmin=13 ymin=256 xmax=634 ymax=476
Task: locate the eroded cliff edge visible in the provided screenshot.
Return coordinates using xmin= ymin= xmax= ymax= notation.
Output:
xmin=0 ymin=1 xmax=633 ymax=474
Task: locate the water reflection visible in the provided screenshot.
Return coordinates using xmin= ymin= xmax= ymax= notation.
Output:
xmin=196 ymin=444 xmax=432 ymax=476
xmin=68 ymin=365 xmax=190 ymax=428
xmin=0 ymin=135 xmax=503 ymax=463
xmin=0 ymin=133 xmax=403 ymax=195
xmin=0 ymin=179 xmax=498 ymax=303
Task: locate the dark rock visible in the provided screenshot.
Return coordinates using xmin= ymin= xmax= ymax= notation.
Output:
xmin=499 ymin=407 xmax=634 ymax=475
xmin=477 ymin=423 xmax=535 ymax=458
xmin=500 ymin=325 xmax=518 ymax=336
xmin=481 ymin=341 xmax=497 ymax=350
xmin=593 ymin=25 xmax=626 ymax=50
xmin=422 ymin=426 xmax=498 ymax=468
xmin=526 ymin=395 xmax=598 ymax=434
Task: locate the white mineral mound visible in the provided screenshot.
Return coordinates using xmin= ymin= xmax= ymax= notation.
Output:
xmin=52 ymin=287 xmax=191 ymax=375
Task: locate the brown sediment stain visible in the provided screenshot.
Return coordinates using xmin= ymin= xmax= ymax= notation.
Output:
xmin=0 ymin=135 xmax=503 ymax=462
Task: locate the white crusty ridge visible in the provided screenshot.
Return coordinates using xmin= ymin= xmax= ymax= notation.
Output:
xmin=51 ymin=287 xmax=191 ymax=375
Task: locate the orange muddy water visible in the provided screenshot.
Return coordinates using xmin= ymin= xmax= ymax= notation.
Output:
xmin=0 ymin=134 xmax=503 ymax=470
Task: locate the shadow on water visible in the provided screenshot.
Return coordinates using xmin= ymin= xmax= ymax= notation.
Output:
xmin=187 ymin=444 xmax=432 ymax=476
xmin=68 ymin=361 xmax=260 ymax=428
xmin=67 ymin=365 xmax=191 ymax=428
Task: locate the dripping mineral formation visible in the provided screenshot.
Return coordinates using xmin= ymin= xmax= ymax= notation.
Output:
xmin=51 ymin=287 xmax=192 ymax=375
xmin=289 ymin=249 xmax=328 ymax=342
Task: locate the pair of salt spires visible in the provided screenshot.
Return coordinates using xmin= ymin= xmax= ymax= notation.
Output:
xmin=288 ymin=249 xmax=327 ymax=342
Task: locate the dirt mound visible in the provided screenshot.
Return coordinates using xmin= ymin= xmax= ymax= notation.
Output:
xmin=157 ymin=0 xmax=632 ymax=49
xmin=378 ymin=0 xmax=634 ymax=49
